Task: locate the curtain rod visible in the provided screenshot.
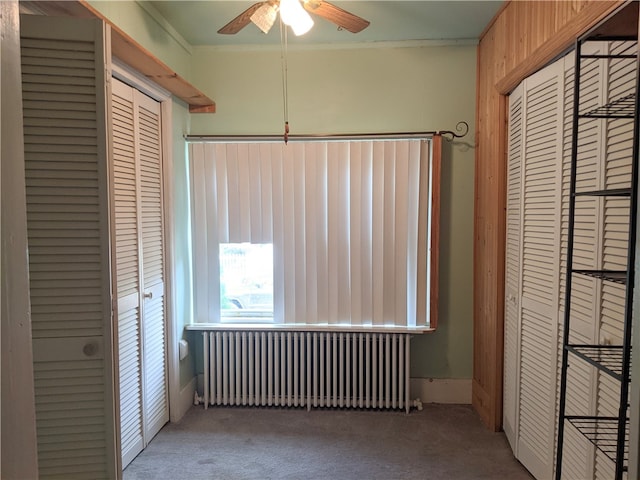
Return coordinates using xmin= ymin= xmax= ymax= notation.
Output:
xmin=185 ymin=121 xmax=469 ymax=143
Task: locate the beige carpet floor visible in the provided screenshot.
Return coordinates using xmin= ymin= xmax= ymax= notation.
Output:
xmin=124 ymin=404 xmax=533 ymax=480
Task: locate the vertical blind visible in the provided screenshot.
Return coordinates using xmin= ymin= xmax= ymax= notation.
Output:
xmin=188 ymin=138 xmax=436 ymax=330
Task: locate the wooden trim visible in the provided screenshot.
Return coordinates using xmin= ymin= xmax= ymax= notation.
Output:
xmin=472 ymin=379 xmax=492 ymax=427
xmin=1 ymin=2 xmax=39 ymax=477
xmin=495 ymin=1 xmax=624 ymax=95
xmin=21 ymin=0 xmax=216 ymax=113
xmin=189 ymin=104 xmax=217 ymax=114
xmin=430 ymin=135 xmax=442 ymax=330
xmin=92 ymin=20 xmax=121 ymax=479
xmin=492 ymin=92 xmax=507 ymax=431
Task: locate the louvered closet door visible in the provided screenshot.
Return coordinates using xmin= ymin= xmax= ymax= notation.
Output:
xmin=111 ymin=78 xmax=168 ymax=468
xmin=504 ymin=83 xmax=524 ymax=453
xmin=20 ymin=15 xmax=117 ymax=479
xmin=112 ymin=78 xmax=144 ymax=468
xmin=137 ymin=86 xmax=168 ymax=442
xmin=517 ymin=58 xmax=563 ymax=480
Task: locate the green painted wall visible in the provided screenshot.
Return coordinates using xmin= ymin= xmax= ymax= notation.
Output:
xmin=88 ymin=1 xmax=476 ymax=381
xmin=171 ymin=99 xmax=195 ymax=388
xmin=189 ymin=44 xmax=476 ymax=379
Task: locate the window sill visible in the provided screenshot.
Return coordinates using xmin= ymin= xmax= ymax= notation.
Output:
xmin=185 ymin=323 xmax=435 ymax=334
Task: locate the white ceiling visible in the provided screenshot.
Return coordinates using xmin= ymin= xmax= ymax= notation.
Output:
xmin=147 ymin=1 xmax=504 ymax=47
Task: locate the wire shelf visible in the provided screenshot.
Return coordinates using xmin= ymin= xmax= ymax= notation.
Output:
xmin=574 ymin=188 xmax=632 ymax=197
xmin=571 ymin=270 xmax=627 ymax=285
xmin=566 ymin=345 xmax=629 ymax=380
xmin=580 ymin=93 xmax=636 ymax=118
xmin=566 ymin=416 xmax=629 ymax=469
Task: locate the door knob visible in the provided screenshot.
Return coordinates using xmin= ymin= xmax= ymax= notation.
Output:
xmin=83 ymin=342 xmax=99 ymax=357
xmin=144 ymin=291 xmax=153 ymax=299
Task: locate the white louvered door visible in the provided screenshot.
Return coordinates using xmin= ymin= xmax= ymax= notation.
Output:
xmin=112 ymin=78 xmax=145 ymax=468
xmin=111 ymin=78 xmax=168 ymax=468
xmin=20 ymin=15 xmax=117 ymax=479
xmin=504 ymin=82 xmax=524 ymax=452
xmin=138 ymin=84 xmax=168 ymax=442
xmin=505 ymin=58 xmax=564 ymax=480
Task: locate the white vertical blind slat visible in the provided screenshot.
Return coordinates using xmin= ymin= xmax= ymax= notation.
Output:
xmin=248 ymin=144 xmax=263 ymax=242
xmin=226 ymin=145 xmax=240 ymax=243
xmin=372 ymin=142 xmax=385 ymax=326
xmin=189 ymin=145 xmax=208 ymax=323
xmin=350 ymin=143 xmax=363 ymax=326
xmin=336 ymin=143 xmax=351 ymax=324
xmin=259 ymin=144 xmax=273 ymax=241
xmin=406 ymin=142 xmax=422 ymax=327
xmin=360 ymin=143 xmax=374 ymax=325
xmin=382 ymin=142 xmax=396 ymax=325
xmin=394 ymin=141 xmax=410 ymax=327
xmin=293 ymin=143 xmax=307 ymax=324
xmin=215 ymin=144 xmax=229 ymax=243
xmin=204 ymin=154 xmax=219 ymax=322
xmin=326 ymin=144 xmax=340 ymax=325
xmin=305 ymin=145 xmax=319 ymax=325
xmin=271 ymin=144 xmax=286 ymax=323
xmin=237 ymin=144 xmax=251 ymax=242
xmin=283 ymin=146 xmax=297 ymax=323
xmin=316 ymin=143 xmax=330 ymax=325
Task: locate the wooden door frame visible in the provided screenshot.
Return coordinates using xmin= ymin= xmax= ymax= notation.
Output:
xmin=0 ymin=1 xmax=39 ymax=476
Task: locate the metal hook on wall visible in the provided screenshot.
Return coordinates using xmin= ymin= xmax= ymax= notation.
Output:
xmin=436 ymin=121 xmax=470 ymax=141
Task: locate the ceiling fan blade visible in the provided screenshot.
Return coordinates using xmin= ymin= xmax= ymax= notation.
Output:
xmin=303 ymin=0 xmax=370 ymax=33
xmin=218 ymin=2 xmax=267 ymax=34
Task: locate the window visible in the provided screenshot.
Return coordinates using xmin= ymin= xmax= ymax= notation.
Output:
xmin=219 ymin=243 xmax=273 ymax=321
xmin=188 ymin=137 xmax=440 ymax=330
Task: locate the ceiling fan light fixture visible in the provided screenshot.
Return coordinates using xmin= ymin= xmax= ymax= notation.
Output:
xmin=250 ymin=3 xmax=278 ymax=34
xmin=280 ymin=0 xmax=314 ymax=36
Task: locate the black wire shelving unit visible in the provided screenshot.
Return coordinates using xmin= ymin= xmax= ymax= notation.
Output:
xmin=555 ymin=29 xmax=639 ymax=480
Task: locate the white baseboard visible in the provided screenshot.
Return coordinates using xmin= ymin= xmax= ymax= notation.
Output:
xmin=410 ymin=378 xmax=472 ymax=404
xmin=170 ymin=377 xmax=196 ymax=422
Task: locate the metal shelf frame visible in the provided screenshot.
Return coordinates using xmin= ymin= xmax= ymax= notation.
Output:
xmin=580 ymin=92 xmax=636 ymax=118
xmin=555 ymin=32 xmax=640 ymax=480
xmin=572 ymin=270 xmax=627 ymax=285
xmin=566 ymin=345 xmax=627 ymax=380
xmin=566 ymin=416 xmax=630 ymax=468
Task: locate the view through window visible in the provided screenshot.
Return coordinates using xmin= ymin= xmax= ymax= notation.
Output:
xmin=220 ymin=243 xmax=274 ymax=321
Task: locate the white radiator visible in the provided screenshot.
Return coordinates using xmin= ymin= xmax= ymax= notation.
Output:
xmin=200 ymin=331 xmax=412 ymax=413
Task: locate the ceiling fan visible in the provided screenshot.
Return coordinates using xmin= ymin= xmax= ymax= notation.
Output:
xmin=218 ymin=0 xmax=370 ymax=37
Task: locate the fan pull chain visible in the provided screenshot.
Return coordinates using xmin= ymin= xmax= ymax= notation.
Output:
xmin=280 ymin=17 xmax=289 ymax=144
